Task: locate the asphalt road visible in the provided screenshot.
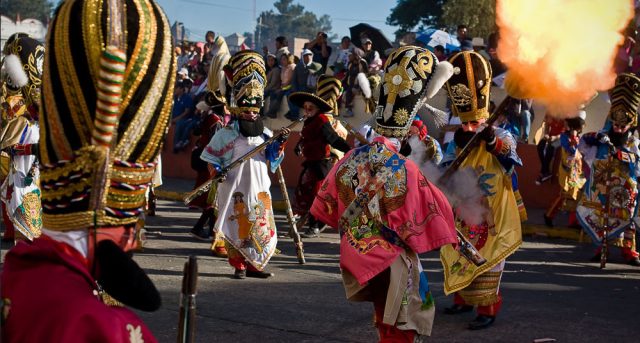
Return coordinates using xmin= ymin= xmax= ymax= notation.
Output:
xmin=3 ymin=199 xmax=640 ymax=342
xmin=130 ymin=200 xmax=640 ymax=343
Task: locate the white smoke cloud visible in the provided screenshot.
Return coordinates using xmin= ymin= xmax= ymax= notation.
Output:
xmin=420 ymin=161 xmax=489 ymax=226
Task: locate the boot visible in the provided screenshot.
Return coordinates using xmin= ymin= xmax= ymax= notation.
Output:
xmin=246 ymin=269 xmax=274 ymax=278
xmin=147 ymin=188 xmax=157 ymax=216
xmin=468 ymin=315 xmax=495 ymax=330
xmin=233 ymin=269 xmax=246 ymax=279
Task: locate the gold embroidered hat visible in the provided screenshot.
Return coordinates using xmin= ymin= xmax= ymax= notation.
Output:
xmin=227 ymin=50 xmax=266 ymax=115
xmin=445 ymin=51 xmax=492 ymax=123
xmin=39 ymin=0 xmax=175 ymax=231
xmin=374 ymin=46 xmax=453 ymax=138
xmin=2 ymin=33 xmax=45 ymax=108
xmin=608 ymin=73 xmax=640 ymax=127
xmin=315 ymin=75 xmax=342 ymax=115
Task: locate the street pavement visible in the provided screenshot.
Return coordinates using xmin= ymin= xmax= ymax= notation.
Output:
xmin=126 ymin=200 xmax=640 ymax=343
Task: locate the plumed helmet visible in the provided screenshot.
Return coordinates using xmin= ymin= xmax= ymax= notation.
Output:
xmin=227 ymin=50 xmax=266 ymax=115
xmin=39 ymin=0 xmax=176 ymax=230
xmin=608 ymin=73 xmax=640 ymax=127
xmin=2 ymin=33 xmax=45 ymax=108
xmin=445 ymin=51 xmax=492 ymax=123
xmin=374 ymin=46 xmax=453 ymax=138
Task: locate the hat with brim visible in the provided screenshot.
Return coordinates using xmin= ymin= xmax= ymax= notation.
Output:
xmin=289 ymin=92 xmax=332 ymax=113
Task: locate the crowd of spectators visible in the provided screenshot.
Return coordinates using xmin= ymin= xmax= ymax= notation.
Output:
xmin=169 ymin=26 xmax=526 ymax=153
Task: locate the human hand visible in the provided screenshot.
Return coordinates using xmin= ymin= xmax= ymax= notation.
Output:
xmin=479 ymin=125 xmax=496 ymax=144
xmin=597 ymin=132 xmax=610 ymax=145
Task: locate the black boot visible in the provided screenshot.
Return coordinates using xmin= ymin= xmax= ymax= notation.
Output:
xmin=627 ymin=257 xmax=640 ymax=266
xmin=147 ymin=188 xmax=157 ymax=216
xmin=468 ymin=315 xmax=495 ymax=330
xmin=233 ymin=269 xmax=246 ymax=279
xmin=246 ymin=269 xmax=274 ymax=278
xmin=444 ymin=304 xmax=474 ymax=315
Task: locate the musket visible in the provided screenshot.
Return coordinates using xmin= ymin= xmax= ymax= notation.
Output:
xmin=177 ymin=256 xmax=198 ymax=343
xmin=340 ymin=120 xmax=369 ymax=145
xmin=276 ymin=165 xmax=306 ymax=264
xmin=600 ymin=144 xmax=615 ymax=269
xmin=439 ymin=97 xmax=510 ymax=184
xmin=184 ymin=118 xmax=304 ymax=204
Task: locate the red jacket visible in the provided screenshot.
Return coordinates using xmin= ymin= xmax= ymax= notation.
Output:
xmin=299 ymin=113 xmax=350 ymax=161
xmin=1 ymin=237 xmax=157 ymax=343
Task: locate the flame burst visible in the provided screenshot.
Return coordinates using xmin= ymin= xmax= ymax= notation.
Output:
xmin=497 ymin=0 xmax=634 ymax=115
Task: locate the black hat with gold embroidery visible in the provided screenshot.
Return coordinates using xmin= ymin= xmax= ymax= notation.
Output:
xmin=39 ymin=0 xmax=176 ymax=231
xmin=445 ymin=51 xmax=492 ymax=123
xmin=227 ymin=50 xmax=266 ymax=115
xmin=608 ymin=73 xmax=640 ymax=127
xmin=373 ymin=46 xmax=453 ymax=138
xmin=2 ymin=33 xmax=45 ymax=108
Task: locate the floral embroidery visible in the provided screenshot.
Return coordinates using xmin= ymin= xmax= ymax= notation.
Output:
xmin=206 ymin=140 xmax=234 ymax=157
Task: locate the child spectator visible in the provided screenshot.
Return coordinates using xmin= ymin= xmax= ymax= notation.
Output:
xmin=172 ymin=80 xmax=196 ymax=152
xmin=536 ymin=112 xmax=566 ymax=184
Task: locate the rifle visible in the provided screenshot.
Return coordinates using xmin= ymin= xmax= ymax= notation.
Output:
xmin=177 ymin=256 xmax=198 ymax=343
xmin=276 ymin=165 xmax=305 ymax=264
xmin=184 ymin=118 xmax=304 ymax=204
xmin=340 ymin=120 xmax=369 ymax=145
xmin=600 ymin=144 xmax=615 ymax=268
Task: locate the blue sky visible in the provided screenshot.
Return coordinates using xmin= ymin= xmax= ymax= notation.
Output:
xmin=154 ymin=0 xmax=400 ymax=42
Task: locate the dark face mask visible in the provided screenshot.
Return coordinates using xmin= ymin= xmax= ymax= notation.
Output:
xmin=94 ymin=240 xmax=161 ymax=312
xmin=239 ymin=117 xmax=264 ymax=137
xmin=608 ymin=127 xmax=631 ymax=147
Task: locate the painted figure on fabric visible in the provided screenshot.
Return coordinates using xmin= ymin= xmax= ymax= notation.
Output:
xmin=0 ymin=33 xmax=44 ymax=242
xmin=1 ymin=1 xmax=176 ymax=341
xmin=577 ymin=73 xmax=640 ymax=266
xmin=200 ymin=50 xmax=289 ymax=279
xmin=439 ymin=51 xmax=522 ymax=330
xmin=312 ymin=46 xmax=458 ymax=341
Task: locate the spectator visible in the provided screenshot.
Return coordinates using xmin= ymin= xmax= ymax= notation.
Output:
xmin=460 ymin=39 xmax=473 ymax=52
xmin=472 ymin=37 xmax=491 ymax=61
xmin=535 ymin=111 xmax=565 ymax=184
xmin=172 ymin=80 xmax=196 ymax=152
xmin=177 ymin=67 xmax=190 ymax=82
xmin=204 ymin=31 xmax=216 ymax=60
xmin=329 ymin=36 xmax=353 ymax=80
xmin=188 ymin=43 xmax=203 ymax=70
xmin=305 ymin=31 xmax=332 ymax=74
xmin=457 ymin=24 xmax=470 ymax=45
xmin=262 ymin=45 xmax=269 ymax=60
xmin=361 ymin=38 xmax=382 ymax=74
xmin=275 ymin=36 xmax=290 ymax=64
xmin=434 ymin=45 xmax=446 ymax=61
xmin=343 ymin=48 xmax=369 ymax=117
xmin=263 ymin=54 xmax=282 ymax=118
xmin=290 ymin=49 xmax=322 ymax=120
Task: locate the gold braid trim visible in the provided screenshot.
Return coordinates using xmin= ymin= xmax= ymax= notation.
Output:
xmin=43 ymin=210 xmax=138 ymax=231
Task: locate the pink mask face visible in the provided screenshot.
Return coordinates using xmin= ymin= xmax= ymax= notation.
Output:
xmin=238 ymin=111 xmax=259 ymax=121
xmin=461 ymin=118 xmax=486 ymax=132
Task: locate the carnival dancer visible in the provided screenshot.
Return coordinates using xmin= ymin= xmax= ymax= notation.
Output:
xmin=543 ymin=111 xmax=587 ymax=227
xmin=200 ymin=50 xmax=289 ymax=279
xmin=289 ymin=76 xmax=351 ymax=238
xmin=1 ymin=0 xmax=175 ymax=341
xmin=399 ymin=116 xmax=443 ymax=165
xmin=311 ymin=46 xmax=458 ymax=341
xmin=440 ymin=51 xmax=522 ymax=330
xmin=189 ymin=99 xmax=228 ymax=257
xmin=576 ymin=73 xmax=640 ymax=266
xmin=0 ymin=33 xmax=44 ymax=242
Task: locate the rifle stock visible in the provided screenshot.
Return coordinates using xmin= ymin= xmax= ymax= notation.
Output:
xmin=184 ymin=118 xmax=304 ymax=205
xmin=340 ymin=120 xmax=369 ymax=145
xmin=178 ymin=256 xmax=198 ymax=343
xmin=276 ymin=165 xmax=305 ymax=264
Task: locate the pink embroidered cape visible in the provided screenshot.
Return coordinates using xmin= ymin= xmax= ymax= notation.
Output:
xmin=311 ymin=136 xmax=457 ymax=285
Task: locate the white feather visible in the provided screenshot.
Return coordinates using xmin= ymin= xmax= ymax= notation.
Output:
xmin=218 ymin=70 xmax=226 ymax=96
xmin=356 ymin=72 xmax=371 ymax=98
xmin=4 ymin=54 xmax=28 ymax=88
xmin=422 ymin=102 xmax=449 ymax=128
xmin=425 ymin=61 xmax=453 ymax=99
